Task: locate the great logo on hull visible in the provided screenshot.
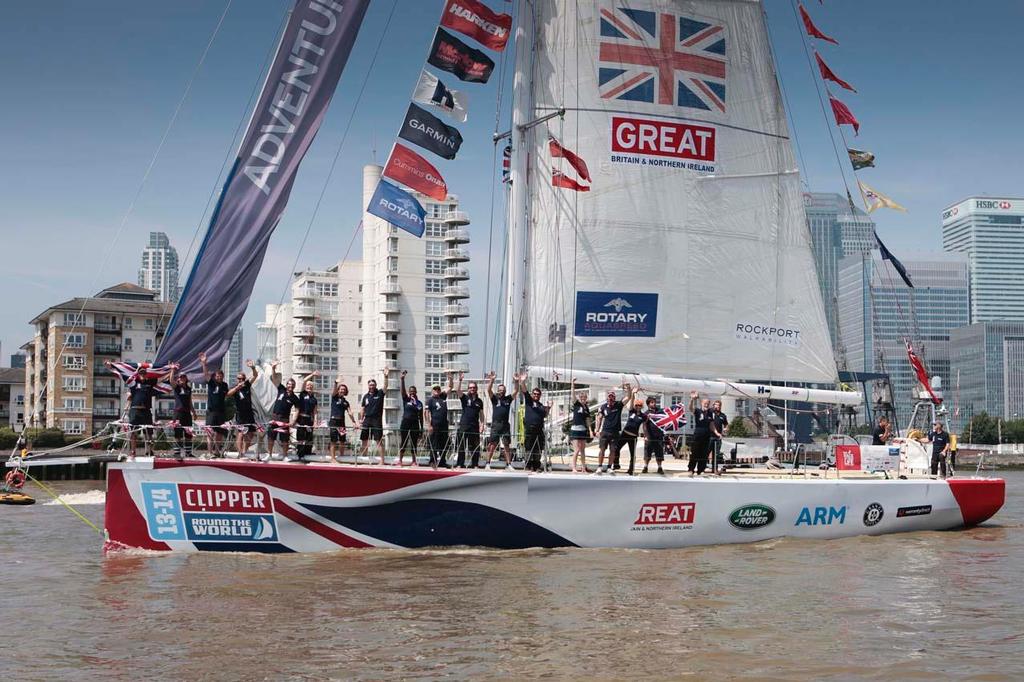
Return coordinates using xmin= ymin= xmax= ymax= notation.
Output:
xmin=795 ymin=505 xmax=846 ymax=526
xmin=632 ymin=502 xmax=696 ymax=531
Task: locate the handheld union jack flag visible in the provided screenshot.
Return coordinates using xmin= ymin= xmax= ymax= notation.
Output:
xmin=653 ymin=404 xmax=687 ymax=431
xmin=598 ymin=6 xmax=726 ymax=111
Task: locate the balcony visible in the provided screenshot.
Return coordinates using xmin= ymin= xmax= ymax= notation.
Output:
xmin=444 ymin=285 xmax=470 ymax=299
xmin=444 ymin=247 xmax=470 ymax=262
xmin=293 ymin=343 xmax=316 ymax=356
xmin=445 ymin=304 xmax=469 ymax=317
xmin=380 ymin=282 xmax=402 ymax=295
xmin=93 ymin=365 xmax=113 ymax=375
xmin=444 ymin=342 xmax=470 ymax=355
xmin=93 ymin=385 xmax=120 ymax=397
xmin=92 ymin=407 xmax=121 ymax=418
xmin=443 ymin=210 xmax=470 ymax=227
xmin=94 ymin=322 xmax=121 ymax=334
xmin=293 ymin=325 xmax=315 ymax=337
xmin=380 ymin=301 xmax=400 ymax=314
xmin=444 ymin=228 xmax=470 ymax=243
xmin=293 ymin=361 xmax=317 ymax=373
xmin=444 ymin=323 xmax=469 ymax=336
xmin=293 ymin=305 xmax=315 ymax=318
xmin=446 ymin=360 xmax=470 ymax=373
xmin=94 ymin=343 xmax=122 ymax=355
xmin=443 ymin=266 xmax=469 ymax=280
xmin=380 ymin=321 xmax=400 ymax=333
xmin=379 ymin=339 xmax=399 ymax=352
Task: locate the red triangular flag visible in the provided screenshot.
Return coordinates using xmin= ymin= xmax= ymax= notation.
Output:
xmin=829 ymin=96 xmax=859 ymax=135
xmin=815 ymin=51 xmax=856 ymax=92
xmin=906 ymin=340 xmax=942 ymax=405
xmin=552 ymin=169 xmax=590 ymax=192
xmin=799 ymin=4 xmax=838 ymax=45
xmin=549 ymin=136 xmax=591 ymax=182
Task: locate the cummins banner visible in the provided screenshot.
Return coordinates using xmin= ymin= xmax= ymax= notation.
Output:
xmin=427 ymin=28 xmax=495 ymax=83
xmin=398 ymin=103 xmax=463 ymax=160
xmin=156 ymin=0 xmax=370 ymax=373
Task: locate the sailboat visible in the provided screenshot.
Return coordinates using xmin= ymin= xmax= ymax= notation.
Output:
xmin=104 ymin=0 xmax=1003 ymax=553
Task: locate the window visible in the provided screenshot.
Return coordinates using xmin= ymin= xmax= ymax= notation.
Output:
xmin=318 ymin=356 xmax=338 ymax=371
xmin=425 ymin=297 xmax=446 ymax=313
xmin=144 ymin=318 xmax=154 ymax=330
xmin=64 ymin=333 xmax=85 ymax=348
xmin=316 ymin=338 xmax=338 ymax=353
xmin=62 ymin=419 xmax=85 ymax=435
xmin=63 ymin=355 xmax=86 ymax=370
xmin=63 ymin=377 xmax=85 ymax=392
xmin=425 ymin=278 xmax=444 ymax=294
xmin=63 ymin=313 xmax=85 ymax=327
xmin=315 ymin=319 xmax=339 ymax=334
xmin=426 ymin=335 xmax=445 ymax=350
xmin=426 ymin=372 xmax=446 ymax=387
xmin=388 ymin=238 xmax=399 ymax=254
xmin=144 ymin=339 xmax=153 ymax=351
xmin=425 ymin=240 xmax=445 ymax=256
xmin=314 ymin=282 xmax=338 ymax=297
xmin=387 ymin=257 xmax=398 ymax=273
xmin=425 ymin=259 xmax=445 ymax=275
xmin=124 ymin=317 xmax=133 ymax=329
xmin=425 ymin=221 xmax=445 ymax=238
xmin=426 ymin=354 xmax=446 ymax=369
xmin=63 ymin=398 xmax=86 ymax=411
xmin=426 ymin=316 xmax=443 ymax=332
xmin=15 ymin=395 xmax=24 ymax=406
xmin=124 ymin=337 xmax=133 ymax=350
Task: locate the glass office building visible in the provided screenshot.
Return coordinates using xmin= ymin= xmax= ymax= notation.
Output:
xmin=950 ymin=321 xmax=1024 ymax=428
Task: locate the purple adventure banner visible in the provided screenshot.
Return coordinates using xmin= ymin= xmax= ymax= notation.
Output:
xmin=156 ymin=0 xmax=370 ymax=373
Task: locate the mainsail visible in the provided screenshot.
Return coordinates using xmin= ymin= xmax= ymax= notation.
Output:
xmin=156 ymin=0 xmax=369 ymax=374
xmin=511 ymin=0 xmax=838 ymax=386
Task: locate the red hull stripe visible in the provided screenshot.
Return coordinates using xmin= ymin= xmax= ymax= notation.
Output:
xmin=153 ymin=459 xmax=463 ymax=498
xmin=274 ymin=498 xmax=373 ymax=548
xmin=948 ymin=478 xmax=1005 ymax=527
xmin=103 ymin=468 xmax=170 ymax=553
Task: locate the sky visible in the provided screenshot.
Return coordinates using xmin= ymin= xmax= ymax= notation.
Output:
xmin=2 ymin=0 xmax=1023 ymax=368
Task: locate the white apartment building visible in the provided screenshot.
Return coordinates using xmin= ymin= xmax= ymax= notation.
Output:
xmin=221 ymin=326 xmax=244 ymax=379
xmin=360 ymin=164 xmax=471 ymax=424
xmin=138 ymin=232 xmax=181 ymax=304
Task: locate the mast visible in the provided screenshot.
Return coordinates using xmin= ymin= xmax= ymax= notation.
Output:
xmin=501 ymin=0 xmax=533 ymax=384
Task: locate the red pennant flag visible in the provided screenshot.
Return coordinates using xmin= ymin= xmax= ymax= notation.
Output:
xmin=552 ymin=170 xmax=590 ymax=192
xmin=440 ymin=0 xmax=512 ymax=52
xmin=549 ymin=136 xmax=591 ymax=182
xmin=906 ymin=341 xmax=942 ymax=405
xmin=799 ymin=4 xmax=838 ymax=45
xmin=815 ymin=51 xmax=856 ymax=92
xmin=383 ymin=143 xmax=448 ymax=201
xmin=829 ymin=95 xmax=859 ymax=135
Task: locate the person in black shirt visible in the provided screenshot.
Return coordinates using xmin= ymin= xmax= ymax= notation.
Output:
xmin=642 ymin=397 xmax=666 ymax=475
xmin=871 ymin=416 xmax=892 ymax=446
xmin=327 ymin=377 xmax=356 ymax=464
xmin=688 ymin=390 xmax=712 ymax=475
xmin=227 ymin=360 xmax=259 ymax=459
xmin=568 ymin=378 xmax=593 ymax=473
xmin=397 ymin=370 xmax=424 ymax=466
xmin=614 ymin=401 xmax=646 ymax=476
xmin=199 ymin=351 xmax=230 ymax=457
xmin=268 ymin=360 xmax=311 ymax=459
xmin=169 ymin=366 xmax=196 ymax=460
xmin=110 ymin=360 xmax=173 ymax=461
xmin=595 ymin=381 xmax=635 ymax=473
xmin=923 ymin=422 xmax=951 ymax=477
xmin=294 ymin=378 xmax=319 ymax=461
xmin=455 ymin=371 xmax=485 ymax=468
xmin=426 ymin=373 xmax=454 ymax=468
xmin=709 ymin=399 xmax=728 ymax=473
xmin=485 ymin=370 xmax=521 ymax=470
xmin=522 ymin=381 xmax=551 ymax=472
xmin=358 ymin=370 xmax=390 ymax=465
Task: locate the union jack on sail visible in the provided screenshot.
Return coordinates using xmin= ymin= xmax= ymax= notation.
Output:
xmin=598 ymin=6 xmax=726 ymax=112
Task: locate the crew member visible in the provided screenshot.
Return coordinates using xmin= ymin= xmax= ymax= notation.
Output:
xmin=455 ymin=371 xmax=485 ymax=469
xmin=226 ymin=360 xmax=259 ymax=459
xmin=358 ymin=371 xmax=389 ymax=465
xmin=328 ymin=377 xmax=356 ymax=464
xmin=397 ymin=370 xmax=423 ymax=466
xmin=169 ymin=366 xmax=196 ymax=460
xmin=268 ymin=360 xmax=306 ymax=459
xmin=709 ymin=399 xmax=728 ymax=473
xmin=568 ymin=377 xmax=592 ymax=473
xmin=114 ymin=361 xmax=170 ymax=460
xmin=642 ymin=397 xmax=666 ymax=475
xmin=485 ymin=371 xmax=520 ymax=470
xmin=688 ymin=390 xmax=712 ymax=475
xmin=871 ymin=416 xmax=892 ymax=446
xmin=295 ymin=378 xmax=319 ymax=461
xmin=595 ymin=381 xmax=635 ymax=473
xmin=199 ymin=352 xmax=229 ymax=457
xmin=615 ymin=401 xmax=645 ymax=476
xmin=426 ymin=374 xmax=453 ymax=468
xmin=923 ymin=421 xmax=951 ymax=478
xmin=522 ymin=380 xmax=550 ymax=472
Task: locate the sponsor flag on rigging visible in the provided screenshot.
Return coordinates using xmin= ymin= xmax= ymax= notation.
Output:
xmin=383 ymin=143 xmax=448 ymax=201
xmin=501 ymin=143 xmax=511 ymax=183
xmin=412 ymin=70 xmax=468 ymax=122
xmin=367 ymin=181 xmax=427 ymax=238
xmin=799 ymin=4 xmax=839 ymax=45
xmin=906 ymin=340 xmax=942 ymax=404
xmin=829 ymin=95 xmax=860 ymax=135
xmin=428 ymin=28 xmax=495 ymax=83
xmin=549 ymin=135 xmax=591 ymax=182
xmin=815 ymin=51 xmax=856 ymax=91
xmin=154 ymin=0 xmax=370 ymax=374
xmin=848 ymin=148 xmax=875 ymax=170
xmin=440 ymin=0 xmax=512 ymax=52
xmin=860 ymin=180 xmax=906 ymax=213
xmin=874 ymin=230 xmax=914 ymax=289
xmin=398 ymin=102 xmax=463 ymax=160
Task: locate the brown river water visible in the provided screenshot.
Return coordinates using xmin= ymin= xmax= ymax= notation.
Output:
xmin=2 ymin=472 xmax=1023 ymax=680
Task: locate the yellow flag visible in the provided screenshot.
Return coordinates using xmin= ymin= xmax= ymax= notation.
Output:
xmin=858 ymin=180 xmax=907 ymax=213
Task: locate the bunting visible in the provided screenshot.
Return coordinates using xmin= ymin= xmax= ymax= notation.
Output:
xmin=799 ymin=4 xmax=839 ymax=45
xmin=848 ymin=148 xmax=875 ymax=170
xmin=549 ymin=136 xmax=591 ymax=191
xmin=552 ymin=170 xmax=590 ymax=192
xmin=383 ymin=144 xmax=448 ymax=201
xmin=815 ymin=51 xmax=856 ymax=92
xmin=859 ymin=180 xmax=906 ymax=213
xmin=829 ymin=95 xmax=860 ymax=135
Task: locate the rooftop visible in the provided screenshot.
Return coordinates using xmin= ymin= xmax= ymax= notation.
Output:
xmin=29 ymin=282 xmax=173 ymax=325
xmin=0 ymin=367 xmax=24 ymax=384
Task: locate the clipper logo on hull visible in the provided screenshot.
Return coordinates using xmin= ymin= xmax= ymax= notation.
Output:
xmin=141 ymin=482 xmax=279 ymax=544
xmin=632 ymin=503 xmax=696 ymax=531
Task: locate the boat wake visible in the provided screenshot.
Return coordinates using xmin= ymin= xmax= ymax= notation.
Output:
xmin=43 ymin=490 xmax=106 ymax=506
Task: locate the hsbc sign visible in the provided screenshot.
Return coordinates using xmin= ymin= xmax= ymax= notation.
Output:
xmin=976 ymin=199 xmax=1013 ymax=210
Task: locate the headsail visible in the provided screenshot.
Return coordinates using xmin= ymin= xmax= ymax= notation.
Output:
xmin=156 ymin=0 xmax=370 ymax=374
xmin=516 ymin=0 xmax=837 ymax=385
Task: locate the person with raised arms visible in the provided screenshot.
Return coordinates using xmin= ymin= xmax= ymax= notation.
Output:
xmin=484 ymin=370 xmax=521 ymax=470
xmin=357 ymin=370 xmax=390 ymax=465
xmin=454 ymin=371 xmax=485 ymax=469
xmin=595 ymin=380 xmax=635 ymax=473
xmin=397 ymin=370 xmax=424 ymax=466
xmin=227 ymin=360 xmax=259 ymax=459
xmin=426 ymin=373 xmax=454 ymax=468
xmin=268 ymin=360 xmax=314 ymax=460
xmin=522 ymin=377 xmax=552 ymax=473
xmin=642 ymin=396 xmax=666 ymax=475
xmin=568 ymin=377 xmax=593 ymax=473
xmin=688 ymin=390 xmax=713 ymax=475
xmin=295 ymin=376 xmax=319 ymax=462
xmin=199 ymin=351 xmax=229 ymax=457
xmin=327 ymin=376 xmax=356 ymax=464
xmin=168 ymin=365 xmax=196 ymax=461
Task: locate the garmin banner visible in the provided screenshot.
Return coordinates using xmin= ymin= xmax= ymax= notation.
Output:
xmin=156 ymin=0 xmax=370 ymax=374
xmin=367 ymin=180 xmax=427 ymax=237
xmin=574 ymin=291 xmax=659 ymax=338
xmin=398 ymin=103 xmax=463 ymax=160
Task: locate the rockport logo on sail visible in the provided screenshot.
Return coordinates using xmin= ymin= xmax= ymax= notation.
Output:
xmin=575 ymin=291 xmax=658 ymax=338
xmin=609 ymin=116 xmax=717 ymax=174
xmin=734 ymin=322 xmax=802 ymax=347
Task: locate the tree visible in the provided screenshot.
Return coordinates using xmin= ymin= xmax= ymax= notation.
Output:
xmin=725 ymin=418 xmax=751 ymax=438
xmin=964 ymin=412 xmax=998 ymax=444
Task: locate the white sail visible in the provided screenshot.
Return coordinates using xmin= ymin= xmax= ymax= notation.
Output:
xmin=516 ymin=0 xmax=836 ymax=385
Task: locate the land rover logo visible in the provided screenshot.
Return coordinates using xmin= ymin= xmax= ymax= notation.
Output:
xmin=729 ymin=504 xmax=776 ymax=530
xmin=863 ymin=502 xmax=884 ymax=527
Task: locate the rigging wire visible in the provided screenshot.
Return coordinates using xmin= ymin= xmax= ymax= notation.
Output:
xmin=763 ymin=3 xmax=811 ymax=191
